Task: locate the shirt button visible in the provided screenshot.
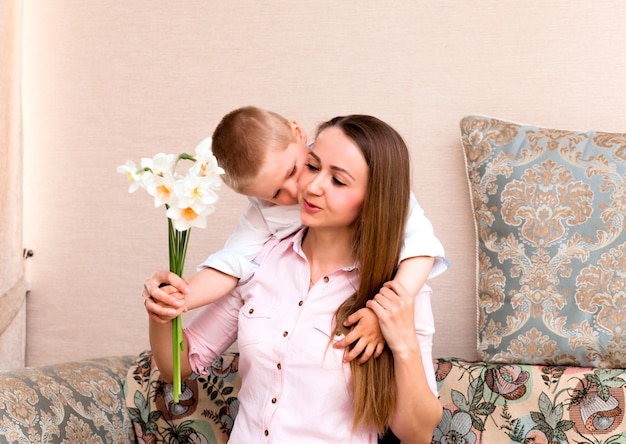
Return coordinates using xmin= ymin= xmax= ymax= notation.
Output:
xmin=271 ymin=397 xmax=277 ymax=404
xmin=283 ymin=331 xmax=288 ymax=337
xmin=298 ymin=300 xmax=303 ymax=306
xmin=248 ymin=308 xmax=254 ymax=314
xmin=323 ymin=276 xmax=329 ymax=283
xmin=264 ymin=430 xmax=269 ymax=436
xmin=277 ymin=363 xmax=282 ymax=370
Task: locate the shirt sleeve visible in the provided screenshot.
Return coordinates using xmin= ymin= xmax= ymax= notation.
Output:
xmin=413 ymin=284 xmax=438 ymax=396
xmin=197 ymin=198 xmax=301 ymax=282
xmin=400 ymin=192 xmax=449 ymax=279
xmin=185 ymin=291 xmax=244 ymax=374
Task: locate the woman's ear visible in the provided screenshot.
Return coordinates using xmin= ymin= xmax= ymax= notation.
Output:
xmin=288 ymin=120 xmax=308 ymax=143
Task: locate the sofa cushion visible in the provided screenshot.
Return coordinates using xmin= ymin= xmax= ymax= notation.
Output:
xmin=460 ymin=115 xmax=626 ymax=367
xmin=124 ymin=350 xmax=240 ymax=444
xmin=433 ymin=358 xmax=626 ymax=443
xmin=0 ymin=355 xmax=135 ymax=443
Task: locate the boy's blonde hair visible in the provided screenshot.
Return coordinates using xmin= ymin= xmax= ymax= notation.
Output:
xmin=211 ymin=106 xmax=296 ymax=192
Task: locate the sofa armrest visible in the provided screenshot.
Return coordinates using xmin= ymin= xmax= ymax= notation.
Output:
xmin=0 ymin=355 xmax=136 ymax=443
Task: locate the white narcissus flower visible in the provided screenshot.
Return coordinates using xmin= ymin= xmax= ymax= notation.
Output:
xmin=166 ymin=205 xmax=210 ymax=231
xmin=168 ymin=175 xmax=218 ymax=232
xmin=193 ymin=137 xmax=225 ymax=183
xmin=145 ymin=171 xmax=177 ymax=208
xmin=194 ymin=137 xmax=213 ymax=157
xmin=178 ymin=171 xmax=220 ymax=208
xmin=141 ymin=153 xmax=176 ymax=176
xmin=116 ymin=160 xmax=143 ymax=193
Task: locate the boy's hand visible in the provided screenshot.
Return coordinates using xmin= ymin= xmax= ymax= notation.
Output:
xmin=333 ymin=307 xmax=385 ymax=364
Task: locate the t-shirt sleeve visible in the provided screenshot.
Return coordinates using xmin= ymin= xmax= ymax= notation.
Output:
xmin=401 ymin=192 xmax=449 ymax=279
xmin=197 ymin=198 xmax=271 ymax=281
xmin=413 ymin=284 xmax=438 ymax=396
xmin=198 ymin=198 xmax=302 ymax=283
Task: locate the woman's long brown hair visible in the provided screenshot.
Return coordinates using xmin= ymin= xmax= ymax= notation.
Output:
xmin=316 ymin=115 xmax=411 ymax=434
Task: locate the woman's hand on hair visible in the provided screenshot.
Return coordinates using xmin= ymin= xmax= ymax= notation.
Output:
xmin=366 ymin=280 xmax=419 ymax=358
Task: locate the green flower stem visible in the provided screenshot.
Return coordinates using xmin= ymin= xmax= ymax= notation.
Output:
xmin=168 ymin=218 xmax=191 ymax=404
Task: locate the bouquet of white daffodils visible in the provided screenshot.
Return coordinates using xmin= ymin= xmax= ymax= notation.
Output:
xmin=118 ymin=137 xmax=224 ymax=403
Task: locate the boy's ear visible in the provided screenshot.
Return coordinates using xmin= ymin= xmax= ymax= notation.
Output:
xmin=288 ymin=120 xmax=308 ymax=143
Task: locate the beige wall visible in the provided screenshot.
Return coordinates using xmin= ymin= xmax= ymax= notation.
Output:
xmin=1 ymin=0 xmax=26 ymax=371
xmin=21 ymin=1 xmax=626 ymax=366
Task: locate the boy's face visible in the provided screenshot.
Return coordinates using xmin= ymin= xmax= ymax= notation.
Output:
xmin=241 ymin=140 xmax=310 ymax=206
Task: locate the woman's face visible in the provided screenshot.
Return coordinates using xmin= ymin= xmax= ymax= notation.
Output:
xmin=298 ymin=126 xmax=368 ymax=230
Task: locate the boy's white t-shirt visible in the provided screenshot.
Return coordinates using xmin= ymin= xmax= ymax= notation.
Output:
xmin=199 ymin=193 xmax=448 ymax=282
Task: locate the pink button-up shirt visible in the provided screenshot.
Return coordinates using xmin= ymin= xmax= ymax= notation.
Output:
xmin=186 ymin=228 xmax=437 ymax=443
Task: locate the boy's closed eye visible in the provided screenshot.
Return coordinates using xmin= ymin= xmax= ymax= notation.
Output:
xmin=272 ymin=164 xmax=299 ymax=199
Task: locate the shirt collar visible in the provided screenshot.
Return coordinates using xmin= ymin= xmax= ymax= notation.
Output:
xmin=290 ymin=227 xmax=359 ymax=272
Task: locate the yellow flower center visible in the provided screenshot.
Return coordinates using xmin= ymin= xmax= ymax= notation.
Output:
xmin=156 ymin=185 xmax=171 ymax=200
xmin=190 ymin=186 xmax=202 ymax=200
xmin=181 ymin=207 xmax=198 ymax=221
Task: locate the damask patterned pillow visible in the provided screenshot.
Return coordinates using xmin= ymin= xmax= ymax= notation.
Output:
xmin=460 ymin=115 xmax=625 ymax=368
xmin=124 ymin=350 xmax=240 ymax=444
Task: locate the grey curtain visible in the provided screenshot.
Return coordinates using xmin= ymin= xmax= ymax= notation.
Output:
xmin=0 ymin=0 xmax=26 ymax=371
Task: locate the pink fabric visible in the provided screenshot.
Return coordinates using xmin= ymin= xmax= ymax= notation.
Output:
xmin=186 ymin=228 xmax=437 ymax=443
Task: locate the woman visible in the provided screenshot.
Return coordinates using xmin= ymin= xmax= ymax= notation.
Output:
xmin=147 ymin=115 xmax=442 ymax=443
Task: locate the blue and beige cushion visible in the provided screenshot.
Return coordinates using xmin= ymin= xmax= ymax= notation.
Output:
xmin=460 ymin=115 xmax=625 ymax=368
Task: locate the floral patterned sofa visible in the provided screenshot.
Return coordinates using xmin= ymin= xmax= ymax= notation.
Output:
xmin=126 ymin=352 xmax=626 ymax=444
xmin=1 ymin=115 xmax=624 ymax=443
xmin=1 ymin=350 xmax=624 ymax=443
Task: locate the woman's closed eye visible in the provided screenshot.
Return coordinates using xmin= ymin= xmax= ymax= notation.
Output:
xmin=332 ymin=177 xmax=347 ymax=186
xmin=305 ymin=162 xmax=320 ymax=172
xmin=306 ymin=163 xmax=346 ymax=186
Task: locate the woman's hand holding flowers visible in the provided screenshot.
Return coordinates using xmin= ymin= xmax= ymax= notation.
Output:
xmin=143 ymin=270 xmax=190 ymax=323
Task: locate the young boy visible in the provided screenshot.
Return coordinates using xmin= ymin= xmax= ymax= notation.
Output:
xmin=144 ymin=106 xmax=448 ymax=363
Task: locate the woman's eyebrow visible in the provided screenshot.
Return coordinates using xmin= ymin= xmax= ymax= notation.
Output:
xmin=330 ymin=165 xmax=356 ymax=181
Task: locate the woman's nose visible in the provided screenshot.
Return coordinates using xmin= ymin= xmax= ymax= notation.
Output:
xmin=304 ymin=174 xmax=324 ymax=195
